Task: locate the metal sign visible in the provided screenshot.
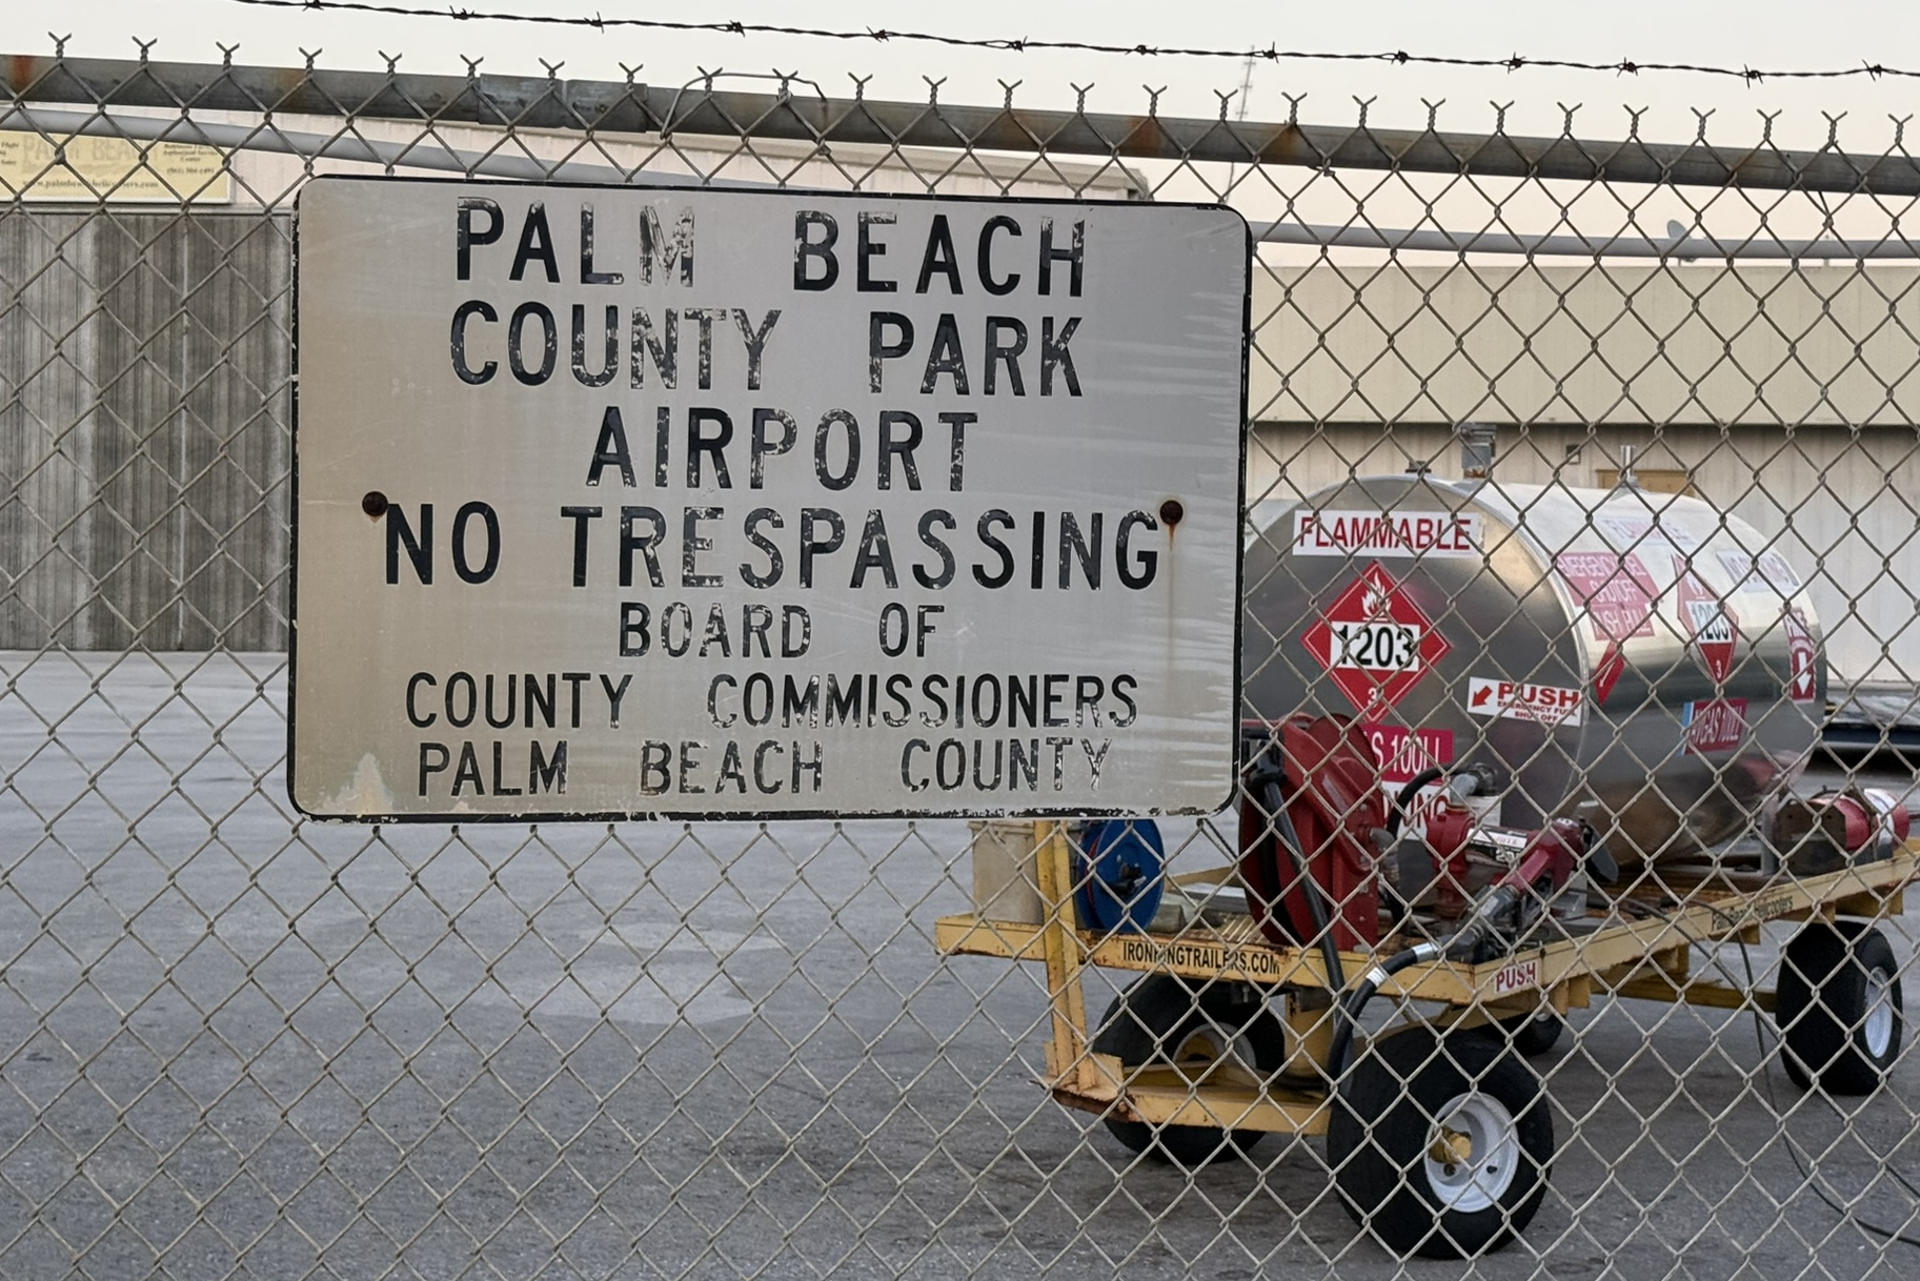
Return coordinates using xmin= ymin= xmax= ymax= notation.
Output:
xmin=1556 ymin=551 xmax=1660 ymax=709
xmin=1555 ymin=551 xmax=1658 ymax=642
xmin=1302 ymin=565 xmax=1449 ymax=717
xmin=1718 ymin=547 xmax=1802 ymax=595
xmin=289 ymin=177 xmax=1249 ymax=820
xmin=1363 ymin=724 xmax=1454 ymax=784
xmin=1682 ymin=697 xmax=1750 ymax=753
xmin=0 ymin=134 xmax=231 ymax=203
xmin=1290 ymin=509 xmax=1481 ymax=559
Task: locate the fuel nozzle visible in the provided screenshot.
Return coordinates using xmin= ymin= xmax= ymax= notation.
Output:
xmin=1438 ymin=817 xmax=1591 ymax=962
xmin=1440 ymin=883 xmax=1523 ymax=961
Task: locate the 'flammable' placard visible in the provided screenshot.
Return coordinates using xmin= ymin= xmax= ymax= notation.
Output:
xmin=290 ymin=177 xmax=1249 ymax=820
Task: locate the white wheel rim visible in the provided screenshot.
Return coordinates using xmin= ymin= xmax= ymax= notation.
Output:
xmin=1863 ymin=968 xmax=1896 ymax=1059
xmin=1175 ymin=1028 xmax=1227 ymax=1067
xmin=1173 ymin=1023 xmax=1260 ymax=1081
xmin=1423 ymin=1092 xmax=1521 ymax=1214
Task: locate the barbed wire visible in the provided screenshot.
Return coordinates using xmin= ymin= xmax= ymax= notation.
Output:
xmin=219 ymin=0 xmax=1920 ymax=84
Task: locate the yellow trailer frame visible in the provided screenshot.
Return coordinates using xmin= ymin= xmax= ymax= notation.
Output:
xmin=935 ymin=823 xmax=1918 ymax=1137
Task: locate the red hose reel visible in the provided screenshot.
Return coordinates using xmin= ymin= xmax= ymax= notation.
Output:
xmin=1238 ymin=715 xmax=1386 ymax=950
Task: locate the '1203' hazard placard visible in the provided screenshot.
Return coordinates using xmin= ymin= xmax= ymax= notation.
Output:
xmin=1302 ymin=566 xmax=1449 ymax=718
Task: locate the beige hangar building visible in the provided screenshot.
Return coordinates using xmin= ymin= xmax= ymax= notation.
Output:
xmin=5 ymin=118 xmax=1918 ymax=721
xmin=1247 ymin=258 xmax=1920 ymax=705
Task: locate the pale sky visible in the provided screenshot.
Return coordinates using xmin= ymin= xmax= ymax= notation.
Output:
xmin=19 ymin=0 xmax=1920 ymax=143
xmin=14 ymin=1 xmax=1920 ymax=250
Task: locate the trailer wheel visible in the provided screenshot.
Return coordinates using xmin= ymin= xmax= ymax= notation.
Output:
xmin=1090 ymin=974 xmax=1285 ymax=1166
xmin=1328 ymin=1029 xmax=1553 ymax=1258
xmin=1497 ymin=1008 xmax=1566 ymax=1058
xmin=1776 ymin=921 xmax=1904 ymax=1095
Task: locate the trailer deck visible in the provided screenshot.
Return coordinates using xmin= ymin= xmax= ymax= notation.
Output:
xmin=936 ymin=825 xmax=1918 ymax=1137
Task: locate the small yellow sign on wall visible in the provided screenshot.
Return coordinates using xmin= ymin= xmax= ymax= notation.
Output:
xmin=0 ymin=134 xmax=231 ymax=202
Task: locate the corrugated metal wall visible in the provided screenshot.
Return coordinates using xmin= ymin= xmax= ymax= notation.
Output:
xmin=0 ymin=211 xmax=290 ymax=650
xmin=1248 ymin=261 xmax=1920 ymax=686
xmin=1252 ymin=261 xmax=1920 ymax=428
xmin=4 ymin=216 xmax=1914 ymax=678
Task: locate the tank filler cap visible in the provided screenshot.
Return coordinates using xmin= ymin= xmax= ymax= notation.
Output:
xmin=1616 ymin=445 xmax=1640 ymax=489
xmin=1458 ymin=422 xmax=1496 ymax=481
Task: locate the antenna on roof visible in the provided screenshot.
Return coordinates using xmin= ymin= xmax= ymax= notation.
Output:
xmin=1225 ymin=51 xmax=1256 ymax=193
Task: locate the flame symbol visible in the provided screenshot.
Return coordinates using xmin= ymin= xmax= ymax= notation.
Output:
xmin=1362 ymin=579 xmax=1389 ymax=619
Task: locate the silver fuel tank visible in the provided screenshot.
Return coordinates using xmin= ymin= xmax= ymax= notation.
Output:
xmin=1243 ymin=476 xmax=1826 ymax=864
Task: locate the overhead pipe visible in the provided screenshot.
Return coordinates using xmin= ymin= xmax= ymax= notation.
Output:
xmin=11 ymin=51 xmax=1920 ymax=197
xmin=7 ymin=106 xmax=1917 ymax=261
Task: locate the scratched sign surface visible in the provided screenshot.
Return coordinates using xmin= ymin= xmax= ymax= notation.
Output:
xmin=291 ymin=178 xmax=1249 ymax=820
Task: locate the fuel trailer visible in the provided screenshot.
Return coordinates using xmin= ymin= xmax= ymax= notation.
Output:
xmin=938 ymin=473 xmax=1915 ymax=1258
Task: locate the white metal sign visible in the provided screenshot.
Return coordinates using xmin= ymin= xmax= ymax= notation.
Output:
xmin=290 ymin=177 xmax=1249 ymax=820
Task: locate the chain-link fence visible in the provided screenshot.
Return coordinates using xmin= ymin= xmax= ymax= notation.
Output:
xmin=6 ymin=45 xmax=1920 ymax=1279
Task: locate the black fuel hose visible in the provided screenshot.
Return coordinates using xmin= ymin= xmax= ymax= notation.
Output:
xmin=1323 ymin=877 xmax=1525 ymax=1084
xmin=1382 ymin=766 xmax=1447 ymax=839
xmin=1253 ymin=769 xmax=1362 ymax=1092
xmin=1324 ymin=939 xmax=1449 ymax=1084
xmin=1259 ymin=776 xmax=1346 ymax=993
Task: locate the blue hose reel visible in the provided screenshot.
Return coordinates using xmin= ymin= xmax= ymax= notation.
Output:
xmin=1075 ymin=819 xmax=1167 ymax=933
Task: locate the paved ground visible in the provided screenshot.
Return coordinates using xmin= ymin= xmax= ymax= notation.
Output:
xmin=4 ymin=650 xmax=1920 ymax=1280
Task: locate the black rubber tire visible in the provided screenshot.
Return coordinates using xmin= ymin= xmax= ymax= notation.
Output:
xmin=1775 ymin=921 xmax=1903 ymax=1096
xmin=1497 ymin=1008 xmax=1566 ymax=1058
xmin=1328 ymin=1029 xmax=1554 ymax=1259
xmin=1091 ymin=974 xmax=1286 ymax=1166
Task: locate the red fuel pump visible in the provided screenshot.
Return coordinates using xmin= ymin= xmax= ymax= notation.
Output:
xmin=1239 ymin=715 xmax=1620 ymax=957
